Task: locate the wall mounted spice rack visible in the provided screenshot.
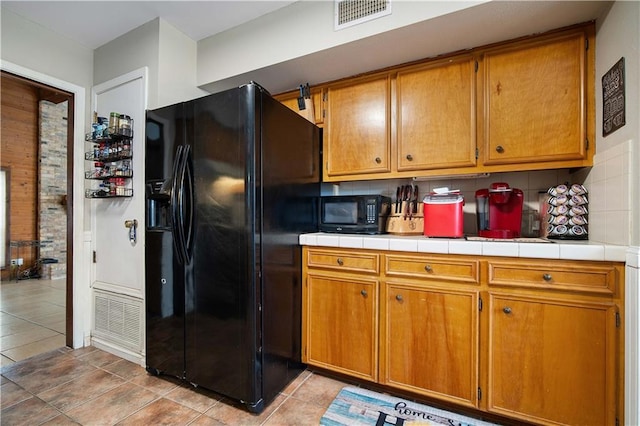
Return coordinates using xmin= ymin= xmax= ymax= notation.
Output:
xmin=84 ymin=115 xmax=134 ymax=198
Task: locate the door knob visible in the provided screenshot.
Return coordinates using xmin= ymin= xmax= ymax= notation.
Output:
xmin=124 ymin=219 xmax=138 ymax=244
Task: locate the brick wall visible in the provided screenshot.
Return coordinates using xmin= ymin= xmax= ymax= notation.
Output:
xmin=39 ymin=100 xmax=67 ymax=280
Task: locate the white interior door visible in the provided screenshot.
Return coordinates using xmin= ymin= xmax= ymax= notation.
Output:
xmin=91 ymin=69 xmax=147 ymax=298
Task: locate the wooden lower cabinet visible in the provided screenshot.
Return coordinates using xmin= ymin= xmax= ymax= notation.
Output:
xmin=380 ymin=281 xmax=479 ymax=407
xmin=302 ymin=273 xmax=378 ymax=381
xmin=487 ymin=293 xmax=618 ymax=425
xmin=301 ymin=247 xmax=624 ymax=425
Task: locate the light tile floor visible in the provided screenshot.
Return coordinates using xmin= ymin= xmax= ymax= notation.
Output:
xmin=1 ymin=346 xmax=348 ymax=425
xmin=0 ymin=277 xmax=500 ymax=425
xmin=1 ymin=278 xmax=66 ymax=366
xmin=0 ymin=277 xmax=352 ymax=425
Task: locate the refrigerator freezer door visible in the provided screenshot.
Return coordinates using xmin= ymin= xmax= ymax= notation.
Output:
xmin=145 ymin=103 xmax=189 ymax=379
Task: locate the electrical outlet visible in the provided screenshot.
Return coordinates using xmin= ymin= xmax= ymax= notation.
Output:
xmin=17 ymin=258 xmax=24 ymax=266
xmin=10 ymin=259 xmax=17 ymax=265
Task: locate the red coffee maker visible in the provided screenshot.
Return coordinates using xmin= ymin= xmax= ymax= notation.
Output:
xmin=475 ymin=182 xmax=524 ymax=238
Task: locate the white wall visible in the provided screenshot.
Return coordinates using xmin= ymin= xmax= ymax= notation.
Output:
xmin=93 ymin=19 xmax=160 ymax=108
xmin=93 ymin=18 xmax=206 ymax=110
xmin=196 ymin=1 xmax=610 ymax=94
xmin=1 ymin=7 xmax=94 ymax=349
xmin=1 ymin=8 xmax=93 ymax=126
xmin=585 ymin=1 xmax=640 ymax=247
xmin=0 ymin=8 xmax=93 ymax=92
xmin=591 ymin=4 xmax=640 ymax=424
xmin=157 ymin=20 xmax=208 ymax=108
xmin=196 ymin=1 xmax=480 ymax=92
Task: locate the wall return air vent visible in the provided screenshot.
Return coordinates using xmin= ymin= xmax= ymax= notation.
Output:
xmin=335 ymin=0 xmax=392 ymax=30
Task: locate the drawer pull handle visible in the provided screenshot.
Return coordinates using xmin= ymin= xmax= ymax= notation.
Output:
xmin=424 ymin=265 xmax=433 ymax=272
xmin=542 ymin=273 xmax=552 ymax=282
xmin=406 ymin=154 xmax=413 ymax=161
xmin=496 ymin=145 xmax=505 ymax=153
xmin=375 ymin=157 xmax=382 ymax=164
xmin=503 ymin=307 xmax=512 ymax=314
xmin=361 ymin=290 xmax=368 ymax=297
xmin=396 ymin=294 xmax=403 ymax=302
xmin=336 ymin=258 xmax=344 ymax=266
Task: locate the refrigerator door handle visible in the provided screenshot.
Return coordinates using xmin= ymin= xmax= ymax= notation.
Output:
xmin=171 ymin=145 xmax=189 ymax=265
xmin=178 ymin=145 xmax=194 ymax=263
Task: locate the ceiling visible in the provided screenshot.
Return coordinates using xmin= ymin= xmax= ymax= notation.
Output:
xmin=1 ymin=1 xmax=297 ymax=49
xmin=2 ymin=1 xmax=614 ymax=95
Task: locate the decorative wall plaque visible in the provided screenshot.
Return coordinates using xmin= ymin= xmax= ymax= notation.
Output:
xmin=602 ymin=57 xmax=625 ymax=137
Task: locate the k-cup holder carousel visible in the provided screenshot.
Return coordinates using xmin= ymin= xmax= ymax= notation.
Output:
xmin=544 ymin=183 xmax=588 ymax=240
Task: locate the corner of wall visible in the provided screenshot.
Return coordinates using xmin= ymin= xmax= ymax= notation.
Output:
xmin=157 ymin=18 xmax=208 ymax=107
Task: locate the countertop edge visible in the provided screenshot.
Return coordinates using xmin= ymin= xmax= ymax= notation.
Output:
xmin=299 ymin=233 xmax=628 ymax=263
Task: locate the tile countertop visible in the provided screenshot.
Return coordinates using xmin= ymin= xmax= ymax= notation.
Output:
xmin=299 ymin=233 xmax=628 ymax=262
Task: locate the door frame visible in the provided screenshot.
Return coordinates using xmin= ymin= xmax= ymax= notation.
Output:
xmin=1 ymin=60 xmax=87 ymax=349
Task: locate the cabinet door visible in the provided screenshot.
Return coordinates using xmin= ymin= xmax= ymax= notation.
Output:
xmin=381 ymin=281 xmax=479 ymax=407
xmin=303 ymin=274 xmax=378 ymax=381
xmin=397 ymin=57 xmax=477 ymax=171
xmin=325 ymin=75 xmax=390 ymax=178
xmin=482 ymin=31 xmax=586 ymax=165
xmin=488 ymin=293 xmax=618 ymax=425
xmin=276 ymin=88 xmax=325 ymax=125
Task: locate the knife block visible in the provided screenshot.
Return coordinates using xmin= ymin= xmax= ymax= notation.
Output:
xmin=386 ymin=202 xmax=424 ymax=235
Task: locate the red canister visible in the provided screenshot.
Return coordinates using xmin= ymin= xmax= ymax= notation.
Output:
xmin=423 ymin=194 xmax=465 ymax=238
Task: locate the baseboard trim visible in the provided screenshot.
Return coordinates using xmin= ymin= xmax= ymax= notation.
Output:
xmin=91 ymin=337 xmax=144 ymax=367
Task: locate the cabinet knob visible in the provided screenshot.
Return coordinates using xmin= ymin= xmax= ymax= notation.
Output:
xmin=406 ymin=154 xmax=413 ymax=161
xmin=503 ymin=307 xmax=512 ymax=314
xmin=424 ymin=264 xmax=432 ymax=272
xmin=542 ymin=273 xmax=552 ymax=282
xmin=495 ymin=145 xmax=505 ymax=153
xmin=336 ymin=258 xmax=344 ymax=266
xmin=374 ymin=157 xmax=382 ymax=164
xmin=395 ymin=294 xmax=403 ymax=302
xmin=361 ymin=289 xmax=368 ymax=297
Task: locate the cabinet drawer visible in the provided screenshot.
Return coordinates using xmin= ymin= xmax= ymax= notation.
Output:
xmin=488 ymin=261 xmax=618 ymax=295
xmin=306 ymin=249 xmax=379 ymax=274
xmin=385 ymin=255 xmax=480 ymax=284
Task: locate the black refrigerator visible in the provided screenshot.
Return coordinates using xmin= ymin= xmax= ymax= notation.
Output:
xmin=144 ymin=82 xmax=319 ymax=412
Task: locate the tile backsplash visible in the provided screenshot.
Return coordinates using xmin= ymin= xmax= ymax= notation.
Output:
xmin=322 ymin=169 xmax=577 ymax=236
xmin=580 ymin=139 xmax=633 ymax=246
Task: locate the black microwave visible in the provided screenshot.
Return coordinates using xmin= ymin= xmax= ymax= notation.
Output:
xmin=319 ymin=195 xmax=392 ymax=234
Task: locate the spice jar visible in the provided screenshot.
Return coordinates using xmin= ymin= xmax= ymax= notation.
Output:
xmin=109 ymin=112 xmax=119 ymax=135
xmin=94 ymin=162 xmax=104 ymax=178
xmin=119 ymin=115 xmax=133 ymax=137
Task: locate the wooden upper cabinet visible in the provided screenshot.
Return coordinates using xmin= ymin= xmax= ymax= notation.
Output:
xmin=325 ymin=74 xmax=391 ymax=178
xmin=396 ymin=57 xmax=477 ymax=171
xmin=481 ymin=29 xmax=588 ymax=166
xmin=275 ymin=22 xmax=594 ymax=180
xmin=274 ymin=87 xmax=325 ymax=125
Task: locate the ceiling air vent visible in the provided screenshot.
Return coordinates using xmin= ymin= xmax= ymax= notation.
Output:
xmin=335 ymin=0 xmax=392 ymax=31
